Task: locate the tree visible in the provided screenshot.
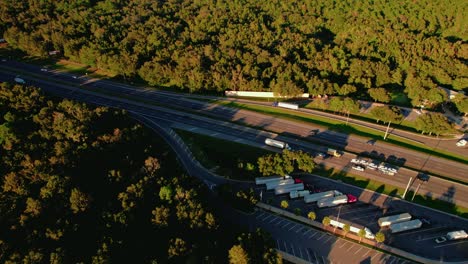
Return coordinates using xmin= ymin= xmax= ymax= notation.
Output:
xmin=294 ymin=208 xmax=302 ymax=215
xmin=159 ymin=186 xmax=173 ymax=203
xmin=368 ymin=88 xmax=391 ymax=103
xmin=307 ymin=211 xmax=316 ymax=221
xmin=322 ymin=216 xmax=331 ymax=227
xmin=343 ymin=224 xmax=350 ymax=237
xmin=167 ymin=238 xmax=189 ymax=258
xmin=415 ymin=112 xmax=454 ymax=136
xmin=151 ymin=206 xmax=170 ymax=227
xmin=375 ymin=232 xmax=386 ymax=244
xmin=453 ymin=94 xmax=468 ymax=116
xmin=69 ymin=188 xmax=91 ymax=214
xmin=228 ymin=245 xmax=249 ymax=264
xmin=369 ymin=106 xmax=403 ymax=139
xmin=358 ymin=229 xmax=366 ymax=243
xmin=280 ymin=200 xmax=289 ymax=209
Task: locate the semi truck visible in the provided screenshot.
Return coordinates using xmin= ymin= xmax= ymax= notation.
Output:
xmin=389 ymin=219 xmax=422 ymax=234
xmin=274 ymin=102 xmax=299 ymax=110
xmin=265 ymin=138 xmax=291 ymax=150
xmin=378 ymin=213 xmax=412 ymax=227
xmin=289 ymin=190 xmax=310 ymax=199
xmin=327 ymin=148 xmax=342 ymax=157
xmin=265 ymin=179 xmax=294 ymax=190
xmin=317 ymin=194 xmax=357 ymax=208
xmin=435 ymin=230 xmax=468 ymax=243
xmin=304 ymin=190 xmax=342 ymax=204
xmin=255 ymin=175 xmax=291 ymax=185
xmin=329 ymin=216 xmax=375 ymax=239
xmin=274 ymin=183 xmax=304 ymax=195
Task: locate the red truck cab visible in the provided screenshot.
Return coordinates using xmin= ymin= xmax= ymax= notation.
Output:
xmin=346 ymin=194 xmax=358 ymax=203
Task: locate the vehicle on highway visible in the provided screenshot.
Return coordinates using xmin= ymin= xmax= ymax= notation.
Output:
xmin=255 ymin=175 xmax=291 ymax=185
xmin=266 ymin=179 xmax=294 ymax=190
xmin=304 ymin=190 xmax=342 ymax=204
xmin=456 ymin=139 xmax=467 ymax=147
xmin=274 ymin=183 xmax=304 ymax=195
xmin=273 ymin=101 xmax=299 ymax=110
xmin=264 ymin=138 xmax=291 ymax=150
xmin=378 ymin=213 xmax=412 ymax=227
xmin=435 ymin=230 xmax=468 ymax=244
xmin=417 ymin=173 xmax=430 ymax=182
xmin=289 ymin=190 xmax=310 ymax=199
xmin=40 ymin=68 xmax=48 ymax=72
xmin=367 ymin=162 xmax=378 ymax=170
xmin=389 ymin=219 xmax=422 ymax=234
xmin=317 ymin=194 xmax=357 ymax=208
xmin=14 ymin=76 xmax=25 ymax=84
xmin=327 ymin=148 xmax=342 ymax=157
xmin=316 ymin=152 xmax=328 ymax=159
xmin=329 ymin=216 xmax=375 ymax=239
xmin=352 ymin=165 xmax=365 ymax=171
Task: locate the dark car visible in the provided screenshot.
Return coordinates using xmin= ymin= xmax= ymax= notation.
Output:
xmin=417 ymin=173 xmax=430 ymax=182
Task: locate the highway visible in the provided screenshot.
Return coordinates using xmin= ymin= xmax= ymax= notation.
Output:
xmin=1 ymin=65 xmax=468 ymax=208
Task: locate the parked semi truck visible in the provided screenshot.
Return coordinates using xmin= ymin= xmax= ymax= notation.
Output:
xmin=255 ymin=175 xmax=291 ymax=185
xmin=317 ymin=194 xmax=357 ymax=208
xmin=329 ymin=216 xmax=375 ymax=239
xmin=389 ymin=219 xmax=422 ymax=234
xmin=289 ymin=190 xmax=310 ymax=199
xmin=266 ymin=179 xmax=294 ymax=190
xmin=327 ymin=148 xmax=342 ymax=157
xmin=304 ymin=190 xmax=342 ymax=204
xmin=274 ymin=183 xmax=304 ymax=195
xmin=274 ymin=102 xmax=299 ymax=110
xmin=435 ymin=230 xmax=468 ymax=243
xmin=378 ymin=213 xmax=412 ymax=227
xmin=264 ymin=138 xmax=291 ymax=150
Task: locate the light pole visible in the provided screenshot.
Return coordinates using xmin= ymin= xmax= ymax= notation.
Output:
xmin=402 ymin=177 xmax=413 ymax=199
xmin=383 ymin=121 xmax=391 ymax=140
xmin=334 ymin=205 xmax=343 ymax=233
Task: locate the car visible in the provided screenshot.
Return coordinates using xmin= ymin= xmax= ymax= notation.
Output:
xmin=367 ymin=139 xmax=376 ymax=145
xmin=435 ymin=236 xmax=447 ymax=244
xmin=316 ymin=152 xmax=327 ymax=158
xmin=352 ymin=165 xmax=365 ymax=171
xmin=294 ymin=178 xmax=303 ymax=184
xmin=72 ymin=75 xmax=77 ymax=79
xmin=417 ymin=173 xmax=430 ymax=182
xmin=456 ymin=139 xmax=467 ymax=147
xmin=40 ymin=68 xmax=48 ymax=72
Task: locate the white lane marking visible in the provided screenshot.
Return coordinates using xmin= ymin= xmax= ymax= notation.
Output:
xmin=288 ymin=225 xmax=298 ymax=231
xmin=308 ymin=232 xmax=318 ymax=239
xmin=282 ymin=222 xmax=292 ymax=229
xmin=316 ymin=233 xmax=326 ymax=240
xmin=389 ymin=257 xmax=397 ymax=264
xmin=295 ymin=227 xmax=304 ymax=233
xmin=291 ymin=244 xmax=295 ymax=256
xmin=303 ymin=229 xmax=312 ymax=236
xmin=299 ymin=247 xmax=303 ymax=259
xmin=268 ymin=217 xmax=278 ymax=224
xmin=322 ymin=236 xmax=333 ymax=244
xmin=274 ymin=219 xmax=285 ymax=226
xmin=314 ymin=251 xmax=319 ymax=264
xmin=306 ymin=249 xmax=312 ymax=262
xmin=262 ymin=214 xmax=272 ymax=221
xmin=346 ymin=244 xmax=355 ymax=252
xmin=362 ymin=249 xmax=371 ymax=257
xmin=371 ymin=253 xmax=380 ymax=261
xmin=276 ymin=239 xmax=281 ymax=250
xmin=284 ymin=241 xmax=288 ymax=253
xmin=255 ymin=212 xmax=265 ymax=219
xmin=322 ymin=256 xmax=327 ymax=264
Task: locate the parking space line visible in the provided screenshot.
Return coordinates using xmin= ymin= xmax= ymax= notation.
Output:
xmin=276 ymin=239 xmax=281 ymax=251
xmin=322 ymin=256 xmax=327 ymax=264
xmin=389 ymin=257 xmax=396 ymax=264
xmin=261 ymin=215 xmax=272 ymax=221
xmin=306 ymin=248 xmax=312 ymax=262
xmin=303 ymin=229 xmax=312 ymax=236
xmin=313 ymin=251 xmax=319 ymax=264
xmin=291 ymin=244 xmax=295 ymax=256
xmin=346 ymin=244 xmax=355 ymax=252
xmin=323 ymin=236 xmax=333 ymax=244
xmin=268 ymin=217 xmax=278 ymax=224
xmin=339 ymin=241 xmax=348 ymax=249
xmin=295 ymin=227 xmax=304 ymax=233
xmin=282 ymin=222 xmax=291 ymax=229
xmin=299 ymin=247 xmax=303 ymax=259
xmin=274 ymin=219 xmax=285 ymax=226
xmin=308 ymin=232 xmax=318 ymax=239
xmin=284 ymin=241 xmax=288 ymax=253
xmin=316 ymin=233 xmax=326 ymax=240
xmin=255 ymin=212 xmax=265 ymax=219
xmin=362 ymin=249 xmax=371 ymax=257
xmin=354 ymin=247 xmax=362 ymax=255
xmin=434 ymin=240 xmax=468 ymax=248
xmin=288 ymin=225 xmax=298 ymax=231
xmin=371 ymin=253 xmax=380 ymax=261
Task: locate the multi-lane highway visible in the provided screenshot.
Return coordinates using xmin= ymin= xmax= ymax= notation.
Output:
xmin=1 ymin=62 xmax=467 ymax=209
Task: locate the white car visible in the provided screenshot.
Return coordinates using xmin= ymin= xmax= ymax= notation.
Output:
xmin=40 ymin=68 xmax=48 ymax=72
xmin=351 ymin=158 xmax=359 ymax=164
xmin=456 ymin=139 xmax=467 ymax=147
xmin=352 ymin=165 xmax=365 ymax=171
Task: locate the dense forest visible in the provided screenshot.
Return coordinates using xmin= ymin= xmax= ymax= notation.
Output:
xmin=0 ymin=83 xmax=280 ymax=263
xmin=0 ymin=0 xmax=467 ymax=107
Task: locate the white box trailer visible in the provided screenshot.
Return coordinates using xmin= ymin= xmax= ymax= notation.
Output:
xmin=277 ymin=102 xmax=299 ymax=110
xmin=274 ymin=183 xmax=304 ymax=195
xmin=265 ymin=138 xmax=291 ymax=150
xmin=304 ymin=190 xmax=342 ymax=204
xmin=329 ymin=216 xmax=375 ymax=239
xmin=378 ymin=213 xmax=412 ymax=227
xmin=266 ymin=179 xmax=294 ymax=190
xmin=389 ymin=219 xmax=422 ymax=234
xmin=255 ymin=175 xmax=291 ymax=185
xmin=289 ymin=190 xmax=310 ymax=199
xmin=448 ymin=230 xmax=468 ymax=240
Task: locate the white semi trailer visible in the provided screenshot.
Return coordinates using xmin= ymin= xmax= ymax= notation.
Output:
xmin=389 ymin=219 xmax=422 ymax=234
xmin=289 ymin=190 xmax=310 ymax=199
xmin=265 ymin=179 xmax=294 ymax=190
xmin=255 ymin=175 xmax=291 ymax=185
xmin=317 ymin=194 xmax=357 ymax=208
xmin=435 ymin=230 xmax=468 ymax=243
xmin=265 ymin=138 xmax=291 ymax=150
xmin=274 ymin=183 xmax=304 ymax=195
xmin=378 ymin=213 xmax=412 ymax=227
xmin=303 ymin=190 xmax=342 ymax=204
xmin=329 ymin=216 xmax=375 ymax=239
